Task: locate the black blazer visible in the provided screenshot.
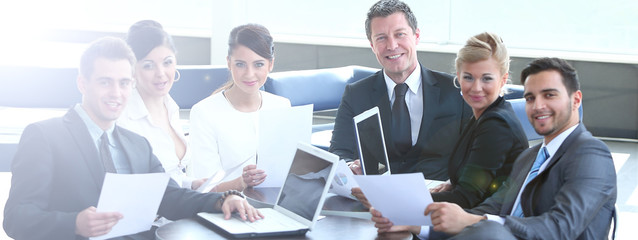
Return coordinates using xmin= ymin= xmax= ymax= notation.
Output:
xmin=4 ymin=108 xmax=222 ymax=240
xmin=469 ymin=124 xmax=617 ymax=239
xmin=329 ymin=64 xmax=472 ymax=180
xmin=431 ymin=97 xmax=528 ymax=208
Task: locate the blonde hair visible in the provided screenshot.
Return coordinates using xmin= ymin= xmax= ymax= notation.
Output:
xmin=455 ymin=32 xmax=509 ymax=76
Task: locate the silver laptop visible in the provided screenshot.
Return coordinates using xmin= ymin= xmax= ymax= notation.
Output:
xmin=197 ymin=142 xmax=338 ymax=238
xmin=353 ymin=106 xmax=391 ymax=175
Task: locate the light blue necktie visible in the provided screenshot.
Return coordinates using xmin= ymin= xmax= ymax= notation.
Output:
xmin=512 ymin=146 xmax=549 ymax=217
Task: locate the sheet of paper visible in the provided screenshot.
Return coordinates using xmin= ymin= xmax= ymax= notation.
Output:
xmin=329 ymin=160 xmax=359 ymax=199
xmin=196 ymin=169 xmax=226 ymax=193
xmin=91 ymin=173 xmax=170 ymax=240
xmin=257 ymin=104 xmax=313 ymax=188
xmin=354 ymin=173 xmax=432 ymax=226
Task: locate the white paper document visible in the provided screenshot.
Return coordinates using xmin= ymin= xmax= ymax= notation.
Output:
xmin=329 ymin=160 xmax=359 ymax=199
xmin=92 ymin=173 xmax=170 ymax=240
xmin=196 ymin=169 xmax=226 ymax=192
xmin=257 ymin=104 xmax=313 ymax=187
xmin=353 ymin=173 xmax=433 ymax=226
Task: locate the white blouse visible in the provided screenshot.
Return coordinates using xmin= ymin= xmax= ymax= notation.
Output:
xmin=188 ymin=90 xmax=291 ymax=183
xmin=118 ymin=90 xmax=192 ymax=188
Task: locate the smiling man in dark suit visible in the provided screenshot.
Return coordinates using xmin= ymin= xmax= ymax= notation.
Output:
xmin=330 ymin=0 xmax=471 ymax=180
xmin=373 ymin=57 xmax=617 ymax=239
xmin=3 ymin=37 xmax=261 ymax=240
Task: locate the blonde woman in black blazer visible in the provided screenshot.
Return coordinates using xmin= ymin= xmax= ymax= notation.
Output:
xmin=430 ymin=32 xmax=528 ymax=208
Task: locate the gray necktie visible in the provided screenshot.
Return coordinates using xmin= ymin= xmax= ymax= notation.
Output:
xmin=392 ymin=83 xmax=411 ymax=154
xmin=100 ymin=132 xmax=117 ymax=173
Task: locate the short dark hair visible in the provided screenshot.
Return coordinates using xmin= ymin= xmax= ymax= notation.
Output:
xmin=228 ymin=23 xmax=274 ymax=61
xmin=521 ymin=57 xmax=580 ymax=94
xmin=365 ymin=0 xmax=418 ymax=42
xmin=79 ymin=37 xmax=136 ymax=78
xmin=125 ymin=20 xmax=177 ymax=61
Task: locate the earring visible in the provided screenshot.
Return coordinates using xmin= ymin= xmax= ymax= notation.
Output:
xmin=174 ymin=69 xmax=181 ymax=82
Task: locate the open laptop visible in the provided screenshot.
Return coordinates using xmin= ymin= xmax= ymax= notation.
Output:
xmin=197 ymin=142 xmax=338 ymax=238
xmin=353 ymin=106 xmax=391 ymax=175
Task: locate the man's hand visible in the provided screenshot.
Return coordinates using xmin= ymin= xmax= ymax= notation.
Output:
xmin=429 ymin=181 xmax=453 ymax=193
xmin=242 ymin=164 xmax=266 ymax=187
xmin=222 ymin=195 xmax=264 ymax=222
xmin=75 ymin=206 xmax=123 ymax=238
xmin=351 ymin=187 xmax=371 ymax=209
xmin=348 ymin=159 xmax=363 ymax=175
xmin=371 ymin=207 xmax=420 ymax=234
xmin=425 ymin=202 xmax=485 ymax=235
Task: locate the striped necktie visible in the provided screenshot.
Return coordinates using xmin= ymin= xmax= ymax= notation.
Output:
xmin=512 ymin=146 xmax=549 ymax=217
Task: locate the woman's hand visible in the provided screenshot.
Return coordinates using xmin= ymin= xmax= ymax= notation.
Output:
xmin=221 ymin=195 xmax=264 ymax=222
xmin=348 ymin=159 xmax=363 ymax=175
xmin=430 ymin=180 xmax=453 ymax=193
xmin=242 ymin=164 xmax=266 ymax=188
xmin=370 ymin=207 xmax=421 ymax=234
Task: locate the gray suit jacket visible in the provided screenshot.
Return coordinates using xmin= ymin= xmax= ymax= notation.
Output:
xmin=329 ymin=64 xmax=471 ymax=180
xmin=4 ymin=108 xmax=222 ymax=240
xmin=469 ymin=123 xmax=617 ymax=239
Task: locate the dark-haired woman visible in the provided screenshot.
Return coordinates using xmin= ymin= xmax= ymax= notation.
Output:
xmin=119 ymin=20 xmax=206 ymax=190
xmin=188 ymin=24 xmax=290 ymax=192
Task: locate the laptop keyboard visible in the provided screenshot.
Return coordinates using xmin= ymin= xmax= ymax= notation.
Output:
xmin=197 ymin=208 xmax=306 ymax=233
xmin=232 ymin=208 xmax=303 ymax=230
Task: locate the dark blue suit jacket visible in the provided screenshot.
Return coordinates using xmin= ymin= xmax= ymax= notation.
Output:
xmin=469 ymin=124 xmax=616 ymax=239
xmin=4 ymin=108 xmax=222 ymax=240
xmin=329 ymin=64 xmax=471 ymax=180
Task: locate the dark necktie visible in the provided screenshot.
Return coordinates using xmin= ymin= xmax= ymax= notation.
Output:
xmin=100 ymin=132 xmax=117 ymax=173
xmin=512 ymin=146 xmax=549 ymax=217
xmin=392 ymin=83 xmax=411 ymax=154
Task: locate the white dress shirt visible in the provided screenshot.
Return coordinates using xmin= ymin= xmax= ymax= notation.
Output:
xmin=383 ymin=65 xmax=423 ymax=146
xmin=118 ymin=90 xmax=191 ymax=188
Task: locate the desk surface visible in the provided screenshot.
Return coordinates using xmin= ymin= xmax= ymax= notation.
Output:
xmin=156 ymin=187 xmax=412 ymax=240
xmin=156 ymin=215 xmax=412 ymax=240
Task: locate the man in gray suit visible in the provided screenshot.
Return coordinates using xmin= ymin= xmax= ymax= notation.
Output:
xmin=3 ymin=37 xmax=261 ymax=240
xmin=372 ymin=57 xmax=616 ymax=239
xmin=330 ymin=0 xmax=470 ymax=180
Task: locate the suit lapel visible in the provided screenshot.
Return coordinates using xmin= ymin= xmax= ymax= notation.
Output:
xmin=499 ymin=144 xmax=540 ymax=214
xmin=63 ymin=109 xmax=105 ymax=189
xmin=535 ymin=124 xmax=584 ymax=179
xmin=115 ymin=127 xmax=146 ymax=174
xmin=415 ymin=65 xmax=440 ymax=147
xmin=371 ymin=73 xmax=395 ymax=154
xmin=520 ymin=124 xmax=585 ymax=215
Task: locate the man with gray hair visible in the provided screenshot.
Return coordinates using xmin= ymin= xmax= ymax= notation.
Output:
xmin=330 ymin=0 xmax=470 ymax=181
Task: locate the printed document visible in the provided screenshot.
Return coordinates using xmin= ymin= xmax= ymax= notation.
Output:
xmin=329 ymin=160 xmax=359 ymax=199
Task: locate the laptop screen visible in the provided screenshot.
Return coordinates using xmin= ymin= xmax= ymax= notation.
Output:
xmin=276 ymin=147 xmax=334 ymax=221
xmin=354 ymin=107 xmax=390 ymax=175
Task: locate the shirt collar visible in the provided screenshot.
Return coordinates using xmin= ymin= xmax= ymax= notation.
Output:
xmin=541 ymin=123 xmax=579 ymax=159
xmin=74 ymin=104 xmax=115 ymax=147
xmin=126 ymin=90 xmax=180 ymax=121
xmin=126 ymin=90 xmax=149 ymax=120
xmin=384 ymin=64 xmax=422 ymax=99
